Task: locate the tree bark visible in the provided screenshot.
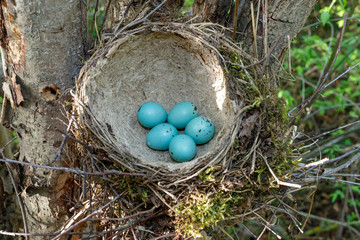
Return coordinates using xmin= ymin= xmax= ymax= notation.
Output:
xmin=1 ymin=0 xmax=86 ymax=235
xmin=192 ymin=0 xmax=317 ymax=59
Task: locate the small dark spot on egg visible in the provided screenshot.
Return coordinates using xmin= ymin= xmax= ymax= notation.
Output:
xmin=172 ymin=135 xmax=174 ymax=137
xmin=208 ymin=130 xmax=212 ymax=133
xmin=210 ymin=124 xmax=213 ymax=126
xmin=166 ymin=131 xmax=169 ymax=133
xmin=171 ymin=152 xmax=174 ymax=155
xmin=196 ymin=135 xmax=198 ymax=137
xmin=170 ymin=128 xmax=172 ymax=131
xmin=198 ymin=129 xmax=201 ymax=132
xmin=194 ymin=106 xmax=197 ymax=111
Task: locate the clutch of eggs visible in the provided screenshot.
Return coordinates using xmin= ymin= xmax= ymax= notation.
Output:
xmin=138 ymin=101 xmax=215 ymax=162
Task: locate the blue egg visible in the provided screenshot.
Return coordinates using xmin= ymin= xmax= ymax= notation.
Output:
xmin=146 ymin=123 xmax=178 ymax=150
xmin=167 ymin=101 xmax=199 ymax=130
xmin=169 ymin=135 xmax=197 ymax=162
xmin=138 ymin=102 xmax=167 ymax=128
xmin=184 ymin=116 xmax=215 ymax=145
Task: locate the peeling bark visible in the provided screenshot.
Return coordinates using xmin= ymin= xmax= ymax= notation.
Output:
xmin=1 ymin=0 xmax=87 ymax=235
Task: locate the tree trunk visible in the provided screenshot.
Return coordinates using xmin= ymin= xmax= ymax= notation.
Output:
xmin=1 ymin=0 xmax=86 ymax=235
xmin=192 ymin=0 xmax=317 ymax=59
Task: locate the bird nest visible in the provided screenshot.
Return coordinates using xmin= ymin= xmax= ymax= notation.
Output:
xmin=74 ymin=22 xmax=294 ymax=237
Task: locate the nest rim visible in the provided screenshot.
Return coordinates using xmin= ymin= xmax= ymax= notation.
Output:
xmin=75 ymin=22 xmax=246 ymax=179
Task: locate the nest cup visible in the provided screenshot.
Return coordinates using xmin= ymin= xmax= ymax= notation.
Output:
xmin=76 ymin=26 xmax=236 ymax=172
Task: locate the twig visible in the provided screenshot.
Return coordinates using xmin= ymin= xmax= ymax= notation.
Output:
xmin=320 ymin=61 xmax=360 ymax=91
xmin=258 ymin=34 xmax=283 ymax=80
xmin=296 ymin=147 xmax=360 ymax=172
xmin=287 ymin=35 xmax=291 ymax=74
xmin=322 ymin=152 xmax=360 ymax=176
xmin=3 ymin=163 xmax=29 ymax=239
xmin=2 ymin=136 xmax=16 ymax=150
xmin=270 ymin=206 xmax=360 ymax=237
xmin=292 ymin=120 xmax=360 ymax=147
xmin=51 ymin=192 xmax=125 ymax=240
xmin=0 ymin=158 xmax=146 ymax=177
xmin=55 ymin=128 xmax=94 ymax=152
xmin=0 ymin=92 xmax=7 ymax=124
xmin=302 ymin=176 xmax=360 ymax=186
xmin=148 ymin=185 xmax=183 ymax=217
xmin=0 ymin=142 xmax=29 ymax=240
xmin=53 ymin=118 xmax=74 ymax=162
xmin=296 ymin=186 xmax=316 ymax=240
xmin=289 ymin=14 xmax=348 ymax=123
xmin=117 ymin=0 xmax=168 ymax=34
xmin=318 ymin=22 xmax=334 ymax=85
xmin=300 ymin=123 xmax=360 ymax=161
xmin=262 ymin=0 xmax=268 ymax=57
xmin=0 ymin=231 xmax=56 ymax=237
xmin=88 ymin=0 xmax=100 ymax=49
xmin=91 ymin=206 xmax=156 ymax=222
xmin=219 ymin=226 xmax=235 ymax=240
xmin=253 ymin=211 xmax=281 ymax=240
xmin=349 ymin=183 xmax=360 ymax=223
xmin=336 ymin=183 xmax=349 ymax=239
xmin=0 ymin=45 xmax=8 ymax=124
xmin=99 ymin=0 xmax=112 ymax=34
xmin=259 ymin=152 xmax=301 ymax=188
xmin=270 ymin=191 xmax=303 ymax=234
xmin=232 ymin=0 xmax=239 ymax=41
xmin=250 ymin=1 xmax=258 ymax=59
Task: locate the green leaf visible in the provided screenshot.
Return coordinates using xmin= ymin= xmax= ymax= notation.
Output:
xmin=330 ymin=189 xmax=345 ymax=203
xmin=349 ymin=111 xmax=359 ymax=119
xmin=321 ymin=11 xmax=331 ymax=26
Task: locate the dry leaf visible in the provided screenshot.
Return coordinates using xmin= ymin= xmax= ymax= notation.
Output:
xmin=3 ymin=73 xmax=24 ymax=109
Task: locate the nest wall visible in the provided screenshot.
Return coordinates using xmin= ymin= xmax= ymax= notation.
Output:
xmin=73 ymin=22 xmax=293 ymax=238
xmin=77 ymin=26 xmax=239 ymax=173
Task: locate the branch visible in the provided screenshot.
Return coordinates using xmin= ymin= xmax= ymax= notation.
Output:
xmin=292 ymin=120 xmax=360 ymax=147
xmin=289 ymin=14 xmax=348 ymax=123
xmin=51 ymin=193 xmax=125 ymax=240
xmin=322 ymin=152 xmax=360 ymax=177
xmin=0 ymin=158 xmax=146 ymax=177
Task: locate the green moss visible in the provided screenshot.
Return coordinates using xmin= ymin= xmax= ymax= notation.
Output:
xmin=198 ymin=166 xmax=219 ymax=182
xmin=173 ymin=191 xmax=244 ymax=237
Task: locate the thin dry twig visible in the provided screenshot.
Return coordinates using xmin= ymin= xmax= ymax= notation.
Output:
xmin=232 ymin=0 xmax=239 ymax=41
xmin=0 ymin=138 xmax=29 ymax=240
xmin=293 ymin=120 xmax=360 ymax=147
xmin=322 ymin=152 xmax=360 ymax=176
xmin=258 ymin=34 xmax=283 ymax=80
xmin=0 ymin=158 xmax=147 ymax=177
xmin=51 ymin=193 xmax=125 ymax=240
xmin=88 ymin=0 xmax=100 ymax=48
xmin=259 ymin=152 xmax=301 ymax=188
xmin=253 ymin=211 xmax=281 ymax=240
xmin=53 ymin=118 xmax=74 ymax=162
xmin=250 ymin=1 xmax=258 ymax=59
xmin=117 ymin=0 xmax=167 ymax=34
xmin=289 ymin=14 xmax=348 ymax=122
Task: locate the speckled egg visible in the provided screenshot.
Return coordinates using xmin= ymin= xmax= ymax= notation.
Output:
xmin=169 ymin=135 xmax=197 ymax=162
xmin=137 ymin=102 xmax=167 ymax=128
xmin=146 ymin=123 xmax=178 ymax=150
xmin=167 ymin=101 xmax=199 ymax=129
xmin=184 ymin=116 xmax=215 ymax=145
